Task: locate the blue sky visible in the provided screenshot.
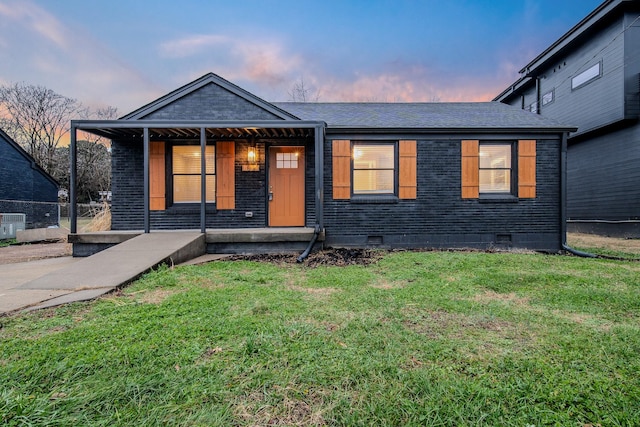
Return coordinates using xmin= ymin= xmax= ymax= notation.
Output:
xmin=0 ymin=0 xmax=603 ymax=114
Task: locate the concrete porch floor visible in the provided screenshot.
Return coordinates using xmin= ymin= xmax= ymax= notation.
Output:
xmin=69 ymin=227 xmax=325 ymax=256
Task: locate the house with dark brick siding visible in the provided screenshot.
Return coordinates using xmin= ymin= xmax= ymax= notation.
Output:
xmin=0 ymin=128 xmax=58 ymax=229
xmin=70 ymin=72 xmax=575 ymax=255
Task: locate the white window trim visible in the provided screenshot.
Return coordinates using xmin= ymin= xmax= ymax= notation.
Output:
xmin=571 ymin=62 xmax=602 ymax=90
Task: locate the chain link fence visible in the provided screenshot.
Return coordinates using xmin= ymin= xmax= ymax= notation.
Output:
xmin=0 ymin=199 xmax=110 ymax=232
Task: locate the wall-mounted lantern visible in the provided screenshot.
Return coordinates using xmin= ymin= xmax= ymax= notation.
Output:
xmin=242 ymin=142 xmax=260 ymax=172
xmin=247 ymin=146 xmax=257 ymax=164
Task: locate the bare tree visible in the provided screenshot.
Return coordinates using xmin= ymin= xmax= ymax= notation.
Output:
xmin=77 ymin=105 xmax=118 ymax=149
xmin=0 ymin=82 xmax=82 ymax=175
xmin=53 ymin=140 xmax=111 ymax=203
xmin=52 ymin=105 xmax=118 ymax=203
xmin=0 ymin=82 xmax=117 ymax=202
xmin=288 ymin=76 xmax=320 ymax=102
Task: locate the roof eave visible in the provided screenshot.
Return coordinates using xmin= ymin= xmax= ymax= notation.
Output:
xmin=324 ymin=126 xmax=577 ymax=134
xmin=518 ymin=0 xmax=623 ymax=76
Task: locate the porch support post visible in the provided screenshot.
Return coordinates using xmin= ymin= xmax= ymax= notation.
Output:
xmin=200 ymin=127 xmax=206 ymax=233
xmin=69 ymin=124 xmax=77 ymax=234
xmin=314 ymin=124 xmax=325 ymax=230
xmin=143 ymin=127 xmax=150 ymax=233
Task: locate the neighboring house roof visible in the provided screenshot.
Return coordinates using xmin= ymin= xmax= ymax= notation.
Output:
xmin=121 ymin=72 xmax=299 ymax=121
xmin=494 ymin=0 xmax=630 ymax=101
xmin=0 ymin=127 xmax=58 ymax=188
xmin=275 ymin=101 xmax=574 ymax=131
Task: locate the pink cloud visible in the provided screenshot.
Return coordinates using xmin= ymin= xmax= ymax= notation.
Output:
xmin=159 ymin=35 xmax=231 ymax=58
xmin=160 ymin=34 xmax=303 ymax=90
xmin=0 ymin=0 xmax=68 ymax=49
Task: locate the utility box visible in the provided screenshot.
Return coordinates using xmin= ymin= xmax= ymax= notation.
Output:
xmin=0 ymin=213 xmax=26 ymax=239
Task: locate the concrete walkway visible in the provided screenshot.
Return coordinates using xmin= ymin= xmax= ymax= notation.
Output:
xmin=1 ymin=232 xmax=212 ymax=315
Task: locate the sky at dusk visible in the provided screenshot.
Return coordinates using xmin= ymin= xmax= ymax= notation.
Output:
xmin=0 ymin=0 xmax=604 ymax=115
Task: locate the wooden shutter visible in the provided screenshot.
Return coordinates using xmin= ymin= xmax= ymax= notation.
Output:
xmin=332 ymin=140 xmax=351 ymax=199
xmin=216 ymin=141 xmax=235 ymax=209
xmin=518 ymin=140 xmax=536 ymax=198
xmin=399 ymin=140 xmax=417 ymax=199
xmin=149 ymin=141 xmax=165 ymax=210
xmin=461 ymin=140 xmax=479 ymax=199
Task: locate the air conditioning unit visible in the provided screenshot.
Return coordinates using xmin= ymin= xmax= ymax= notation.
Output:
xmin=0 ymin=213 xmax=26 ymax=239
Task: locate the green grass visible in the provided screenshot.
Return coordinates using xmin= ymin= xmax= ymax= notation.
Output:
xmin=2 ymin=251 xmax=640 ymax=426
xmin=0 ymin=238 xmax=16 ymax=247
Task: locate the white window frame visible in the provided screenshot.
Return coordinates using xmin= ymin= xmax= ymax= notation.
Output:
xmin=571 ymin=62 xmax=602 ymax=90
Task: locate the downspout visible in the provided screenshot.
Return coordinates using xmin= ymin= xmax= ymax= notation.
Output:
xmin=297 ymin=124 xmax=326 ymax=263
xmin=535 ymin=77 xmax=541 ymax=114
xmin=297 ymin=223 xmax=321 ymax=263
xmin=559 ymin=131 xmax=597 ymax=258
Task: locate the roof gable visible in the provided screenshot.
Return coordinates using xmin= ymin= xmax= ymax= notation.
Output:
xmin=121 ymin=73 xmax=299 ymax=121
xmin=0 ymin=128 xmax=58 ymax=187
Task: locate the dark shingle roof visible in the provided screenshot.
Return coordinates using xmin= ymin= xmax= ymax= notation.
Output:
xmin=273 ymin=102 xmax=574 ymax=131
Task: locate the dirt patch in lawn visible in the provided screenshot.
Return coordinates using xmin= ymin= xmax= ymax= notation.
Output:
xmin=567 ymin=232 xmax=640 ymax=255
xmin=0 ymin=242 xmax=72 ymax=265
xmin=230 ymin=248 xmax=384 ymax=268
xmin=472 ymin=290 xmax=531 ymax=306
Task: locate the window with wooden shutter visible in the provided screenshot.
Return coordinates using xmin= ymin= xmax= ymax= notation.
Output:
xmin=216 ymin=141 xmax=235 ymax=209
xmin=518 ymin=140 xmax=536 ymax=198
xmin=461 ymin=139 xmax=537 ymax=199
xmin=332 ymin=140 xmax=351 ymax=199
xmin=353 ymin=143 xmax=395 ymax=194
xmin=461 ymin=140 xmax=479 ymax=199
xmin=172 ymin=145 xmax=216 ymax=203
xmin=399 ymin=140 xmax=417 ymax=199
xmin=149 ymin=141 xmax=166 ymax=210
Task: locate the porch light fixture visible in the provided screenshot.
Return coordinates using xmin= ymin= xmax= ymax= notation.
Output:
xmin=247 ymin=146 xmax=257 ymax=164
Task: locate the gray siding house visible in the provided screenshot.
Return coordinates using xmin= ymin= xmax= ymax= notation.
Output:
xmin=494 ymin=0 xmax=640 ymax=237
xmin=70 ymin=72 xmax=574 ymax=255
xmin=0 ymin=128 xmax=58 ymax=230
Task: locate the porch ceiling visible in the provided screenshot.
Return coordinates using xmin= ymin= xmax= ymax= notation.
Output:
xmin=71 ymin=120 xmax=323 ymax=141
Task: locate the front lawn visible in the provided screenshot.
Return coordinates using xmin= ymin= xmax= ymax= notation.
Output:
xmin=2 ymin=251 xmax=639 ymax=426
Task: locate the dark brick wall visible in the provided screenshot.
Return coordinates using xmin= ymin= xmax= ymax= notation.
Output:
xmin=322 ymin=137 xmax=562 ymax=252
xmin=111 ymin=135 xmax=562 ymax=251
xmin=0 ymin=134 xmax=58 ymax=229
xmin=111 ymin=139 xmax=315 ymax=230
xmin=142 ymin=83 xmax=283 ymax=121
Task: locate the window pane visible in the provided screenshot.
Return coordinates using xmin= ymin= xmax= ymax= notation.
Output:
xmin=353 ymin=170 xmax=394 ymax=194
xmin=205 ymin=146 xmax=215 ymax=174
xmin=572 ymin=63 xmax=600 ymax=89
xmin=480 ymin=170 xmax=511 ymax=193
xmin=276 ymin=152 xmax=299 ymax=168
xmin=479 ymin=145 xmax=511 ymax=169
xmin=174 ymin=175 xmax=216 ymax=202
xmin=173 ymin=146 xmax=215 ymax=174
xmin=353 ymin=145 xmax=394 ymax=169
xmin=174 ymin=175 xmax=201 ymax=203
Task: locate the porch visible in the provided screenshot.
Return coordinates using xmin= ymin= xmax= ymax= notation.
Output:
xmin=69 ymin=227 xmax=325 ymax=257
